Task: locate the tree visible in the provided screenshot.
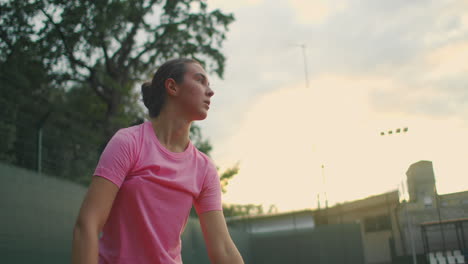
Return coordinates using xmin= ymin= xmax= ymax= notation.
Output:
xmin=191 ymin=125 xmax=240 ymax=195
xmin=0 ymin=8 xmax=60 ymax=167
xmin=1 ymin=0 xmax=238 ymax=186
xmin=1 ymin=0 xmax=235 ymax=139
xmin=222 ymin=204 xmax=264 ymax=218
xmin=219 ymin=162 xmax=239 ymax=194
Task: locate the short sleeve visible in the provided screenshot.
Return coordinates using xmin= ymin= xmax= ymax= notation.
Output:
xmin=194 ymin=161 xmax=222 ymax=215
xmin=93 ymin=129 xmax=137 ymax=188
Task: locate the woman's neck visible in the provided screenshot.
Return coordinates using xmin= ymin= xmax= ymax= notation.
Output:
xmin=150 ymin=110 xmax=192 ymax=153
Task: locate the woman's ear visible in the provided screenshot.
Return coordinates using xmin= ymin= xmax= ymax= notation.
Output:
xmin=165 ymin=78 xmax=178 ymax=96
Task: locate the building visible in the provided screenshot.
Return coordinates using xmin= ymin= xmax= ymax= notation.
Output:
xmin=314 ymin=190 xmax=401 ymax=264
xmin=227 ymin=209 xmax=315 ymax=234
xmin=227 ymin=160 xmax=468 ymax=264
xmin=398 ymin=161 xmax=468 ymax=258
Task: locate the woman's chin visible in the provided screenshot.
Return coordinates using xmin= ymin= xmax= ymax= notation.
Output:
xmin=193 ymin=112 xmax=208 ymax=121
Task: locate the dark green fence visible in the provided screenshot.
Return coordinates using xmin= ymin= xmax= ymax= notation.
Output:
xmin=0 ymin=97 xmax=104 ymax=186
xmin=1 ymin=163 xmax=87 ymax=263
xmin=181 ymin=218 xmax=252 ymax=263
xmin=1 ymin=163 xmax=365 ymax=263
xmin=0 ymin=163 xmax=250 ymax=264
xmin=248 ymin=224 xmax=364 ymax=264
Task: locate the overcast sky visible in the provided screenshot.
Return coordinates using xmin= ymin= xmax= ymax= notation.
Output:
xmin=195 ymin=0 xmax=468 ymax=212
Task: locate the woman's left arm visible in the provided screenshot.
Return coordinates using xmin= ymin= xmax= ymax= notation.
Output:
xmin=198 ymin=211 xmax=244 ymax=264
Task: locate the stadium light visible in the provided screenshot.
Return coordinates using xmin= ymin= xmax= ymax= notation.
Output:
xmin=380 ymin=127 xmax=409 ymax=136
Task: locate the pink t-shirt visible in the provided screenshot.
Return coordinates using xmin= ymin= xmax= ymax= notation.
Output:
xmin=93 ymin=121 xmax=222 ymax=264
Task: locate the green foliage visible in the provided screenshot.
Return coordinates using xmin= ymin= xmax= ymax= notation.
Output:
xmin=219 ymin=162 xmax=240 ymax=194
xmin=223 ymin=204 xmax=264 ymax=218
xmin=0 ymin=0 xmax=239 ymax=189
xmin=190 ymin=124 xmax=213 ymax=155
xmin=191 ymin=125 xmax=241 ymax=196
xmin=0 ymin=25 xmax=58 ymax=166
xmin=223 ymin=204 xmax=279 ymax=218
xmin=1 ymin=0 xmax=235 ymax=137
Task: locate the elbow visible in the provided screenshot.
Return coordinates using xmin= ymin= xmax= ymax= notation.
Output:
xmin=209 ymin=244 xmax=244 ymax=264
xmin=211 ymin=254 xmax=244 ymax=264
xmin=73 ymin=216 xmax=101 ymax=238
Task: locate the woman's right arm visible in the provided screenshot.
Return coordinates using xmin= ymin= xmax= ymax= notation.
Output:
xmin=72 ymin=176 xmax=119 ymax=264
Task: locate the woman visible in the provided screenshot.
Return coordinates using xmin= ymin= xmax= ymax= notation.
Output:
xmin=72 ymin=58 xmax=244 ymax=264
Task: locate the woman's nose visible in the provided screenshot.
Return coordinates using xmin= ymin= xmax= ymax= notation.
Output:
xmin=207 ymin=87 xmax=214 ymax=97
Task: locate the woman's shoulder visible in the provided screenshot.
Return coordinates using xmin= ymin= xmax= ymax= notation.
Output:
xmin=193 ymin=148 xmax=216 ymax=170
xmin=117 ymin=121 xmax=146 ymax=138
xmin=109 ymin=122 xmax=146 ymax=150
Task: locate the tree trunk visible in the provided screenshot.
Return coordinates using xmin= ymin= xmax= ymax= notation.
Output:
xmin=106 ymin=98 xmax=120 ymax=135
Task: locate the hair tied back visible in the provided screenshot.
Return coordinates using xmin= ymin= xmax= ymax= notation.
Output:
xmin=141 ymin=81 xmax=153 ymax=108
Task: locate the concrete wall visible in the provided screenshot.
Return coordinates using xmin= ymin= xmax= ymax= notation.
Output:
xmin=399 ymin=204 xmax=468 ymax=254
xmin=363 ymin=231 xmax=393 ymax=264
xmin=323 ymin=191 xmax=401 ymax=264
xmin=228 ymin=211 xmax=315 ymax=234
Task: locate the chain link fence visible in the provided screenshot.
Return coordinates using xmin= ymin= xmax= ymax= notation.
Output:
xmin=0 ymin=95 xmax=104 ymax=185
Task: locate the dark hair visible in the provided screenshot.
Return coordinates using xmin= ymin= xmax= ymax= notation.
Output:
xmin=142 ymin=58 xmax=200 ymax=118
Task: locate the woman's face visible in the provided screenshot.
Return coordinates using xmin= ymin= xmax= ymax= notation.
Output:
xmin=175 ymin=63 xmax=214 ymax=121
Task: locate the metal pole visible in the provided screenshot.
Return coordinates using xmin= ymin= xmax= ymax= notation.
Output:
xmin=293 ymin=214 xmax=299 ymax=264
xmin=404 ymin=202 xmax=418 ymax=264
xmin=322 ymin=164 xmax=327 ymax=208
xmin=382 ymin=129 xmax=416 ymax=263
xmin=300 ymin=44 xmax=310 ymax=89
xmin=455 ymin=223 xmax=462 ymax=251
xmin=422 ymin=226 xmax=429 ymax=255
xmin=460 ymin=221 xmax=466 ymax=249
xmin=37 ymin=128 xmax=42 ymax=174
xmin=36 ymin=110 xmax=51 ymax=174
xmin=322 ymin=164 xmax=328 ymax=224
xmin=317 ymin=193 xmax=321 ymax=210
xmin=435 ymin=189 xmax=447 ymax=253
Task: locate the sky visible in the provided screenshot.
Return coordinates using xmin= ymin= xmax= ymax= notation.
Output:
xmin=194 ymin=0 xmax=468 ymax=212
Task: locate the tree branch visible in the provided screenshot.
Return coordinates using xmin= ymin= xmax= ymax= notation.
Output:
xmin=99 ymin=33 xmax=113 ymax=75
xmin=79 ymin=20 xmax=113 ymax=75
xmin=88 ymin=70 xmax=111 ymax=105
xmin=142 ymin=0 xmax=159 ymax=12
xmin=0 ymin=32 xmax=14 ymax=52
xmin=102 ymin=46 xmax=111 ymax=69
xmin=127 ymin=22 xmax=174 ymax=69
xmin=129 ymin=42 xmax=160 ymax=69
xmin=112 ymin=0 xmax=159 ymax=70
xmin=39 ymin=7 xmax=92 ymax=73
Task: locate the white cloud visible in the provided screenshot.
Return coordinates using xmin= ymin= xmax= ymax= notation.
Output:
xmin=288 ymin=0 xmax=347 ymax=25
xmin=207 ymin=0 xmax=263 ymax=11
xmin=423 ymin=41 xmax=468 ymax=81
xmin=422 ymin=1 xmax=468 ymax=47
xmin=219 ymin=73 xmax=468 ymax=211
xmin=198 ymin=0 xmax=468 ymax=211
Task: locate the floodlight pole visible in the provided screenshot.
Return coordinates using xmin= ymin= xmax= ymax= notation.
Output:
xmin=435 ymin=185 xmax=447 ymax=254
xmin=299 ymin=44 xmax=309 ymax=89
xmin=381 ymin=127 xmax=417 ymax=264
xmin=293 ymin=43 xmax=310 ymax=89
xmin=404 ymin=201 xmax=418 ymax=264
xmin=36 ymin=110 xmax=51 ymax=174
